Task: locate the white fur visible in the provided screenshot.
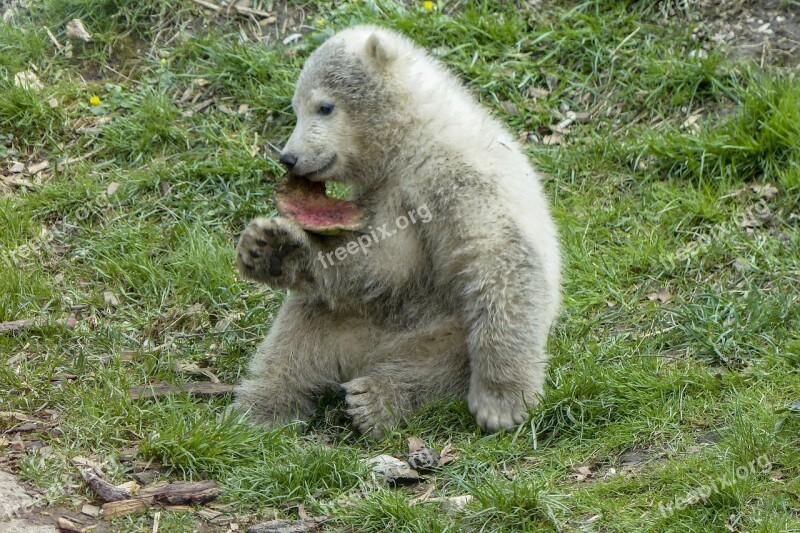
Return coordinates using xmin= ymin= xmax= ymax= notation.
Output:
xmin=234 ymin=26 xmax=561 ymax=438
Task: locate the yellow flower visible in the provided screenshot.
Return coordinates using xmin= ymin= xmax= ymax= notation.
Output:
xmin=89 ymin=95 xmax=100 ymax=106
xmin=160 ymin=57 xmax=167 ymax=65
xmin=422 ymin=1 xmax=434 ymax=11
xmin=315 ymin=17 xmax=325 ymax=27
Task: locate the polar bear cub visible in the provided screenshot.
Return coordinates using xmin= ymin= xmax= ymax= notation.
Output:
xmin=234 ymin=25 xmax=561 ymax=438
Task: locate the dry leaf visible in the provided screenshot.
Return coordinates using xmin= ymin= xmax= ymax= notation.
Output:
xmin=408 ymin=436 xmax=426 ymax=454
xmin=9 ymin=162 xmax=25 ymax=173
xmin=66 ymin=19 xmax=92 ymax=41
xmin=106 ymin=182 xmax=120 ymax=196
xmin=527 ymin=86 xmax=549 ymax=99
xmin=750 ymin=183 xmax=778 ymax=200
xmin=542 ymin=133 xmax=563 ymax=146
xmin=501 ymin=101 xmax=520 ymax=117
xmin=14 ymin=70 xmax=43 ymax=91
xmin=175 ymin=362 xmax=220 ymax=383
xmin=438 ymin=444 xmax=457 ymax=466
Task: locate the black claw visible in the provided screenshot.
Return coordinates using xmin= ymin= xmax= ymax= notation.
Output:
xmin=249 ymin=250 xmax=262 ymax=258
xmin=269 ymin=256 xmax=282 ymax=276
xmin=255 ymin=238 xmax=268 ymax=246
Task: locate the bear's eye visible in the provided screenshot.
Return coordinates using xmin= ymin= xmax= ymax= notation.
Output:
xmin=318 ymin=103 xmax=334 ymax=116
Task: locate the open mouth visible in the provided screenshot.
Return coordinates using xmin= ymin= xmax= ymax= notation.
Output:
xmin=274 ymin=172 xmax=365 ymax=235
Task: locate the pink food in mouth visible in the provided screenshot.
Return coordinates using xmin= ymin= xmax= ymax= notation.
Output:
xmin=275 ymin=174 xmax=365 ymax=235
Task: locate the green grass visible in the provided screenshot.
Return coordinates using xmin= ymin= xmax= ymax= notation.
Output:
xmin=1 ymin=0 xmax=799 ymax=531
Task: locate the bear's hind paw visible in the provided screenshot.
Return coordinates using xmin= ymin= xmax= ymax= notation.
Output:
xmin=342 ymin=377 xmax=401 ymax=440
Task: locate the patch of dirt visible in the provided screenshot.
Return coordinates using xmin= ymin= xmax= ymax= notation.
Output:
xmin=695 ymin=0 xmax=800 ymax=65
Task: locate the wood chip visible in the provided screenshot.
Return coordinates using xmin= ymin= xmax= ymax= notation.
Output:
xmin=137 ymin=480 xmax=219 ymax=505
xmin=81 ymin=503 xmax=101 ymax=517
xmin=129 ymin=381 xmax=234 ymax=400
xmin=197 ymin=508 xmax=222 ymax=521
xmin=7 ymin=422 xmax=38 ymax=433
xmin=0 ymin=316 xmax=78 ymax=334
xmin=57 ymin=516 xmax=95 ymax=532
xmin=101 ymin=499 xmax=148 ymax=518
xmin=0 ymin=411 xmax=37 ymax=422
xmin=78 ymin=467 xmax=131 ymax=502
xmin=25 ymin=161 xmax=49 ymax=175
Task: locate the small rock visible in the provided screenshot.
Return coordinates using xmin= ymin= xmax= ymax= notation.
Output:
xmin=408 ymin=448 xmax=440 ymax=470
xmin=367 ymin=454 xmax=421 ymax=486
xmin=81 ymin=503 xmax=101 ymax=517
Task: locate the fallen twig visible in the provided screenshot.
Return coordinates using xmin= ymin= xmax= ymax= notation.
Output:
xmin=129 ymin=382 xmax=234 ymax=400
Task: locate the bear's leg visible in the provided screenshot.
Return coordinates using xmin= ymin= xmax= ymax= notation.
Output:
xmin=342 ymin=317 xmax=470 ymax=439
xmin=233 ymin=296 xmax=376 ymax=428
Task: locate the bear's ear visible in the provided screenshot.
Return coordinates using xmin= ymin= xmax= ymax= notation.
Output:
xmin=365 ymin=33 xmax=396 ymax=68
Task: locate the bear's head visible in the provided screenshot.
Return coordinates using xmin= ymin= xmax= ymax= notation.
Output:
xmin=279 ymin=26 xmax=406 ymax=188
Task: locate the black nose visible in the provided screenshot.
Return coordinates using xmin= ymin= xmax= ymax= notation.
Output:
xmin=279 ymin=153 xmax=298 ymax=170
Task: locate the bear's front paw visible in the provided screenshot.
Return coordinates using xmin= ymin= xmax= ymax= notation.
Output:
xmin=468 ymin=381 xmax=534 ymax=433
xmin=237 ymin=217 xmax=310 ymax=286
xmin=342 ymin=377 xmax=400 ymax=440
